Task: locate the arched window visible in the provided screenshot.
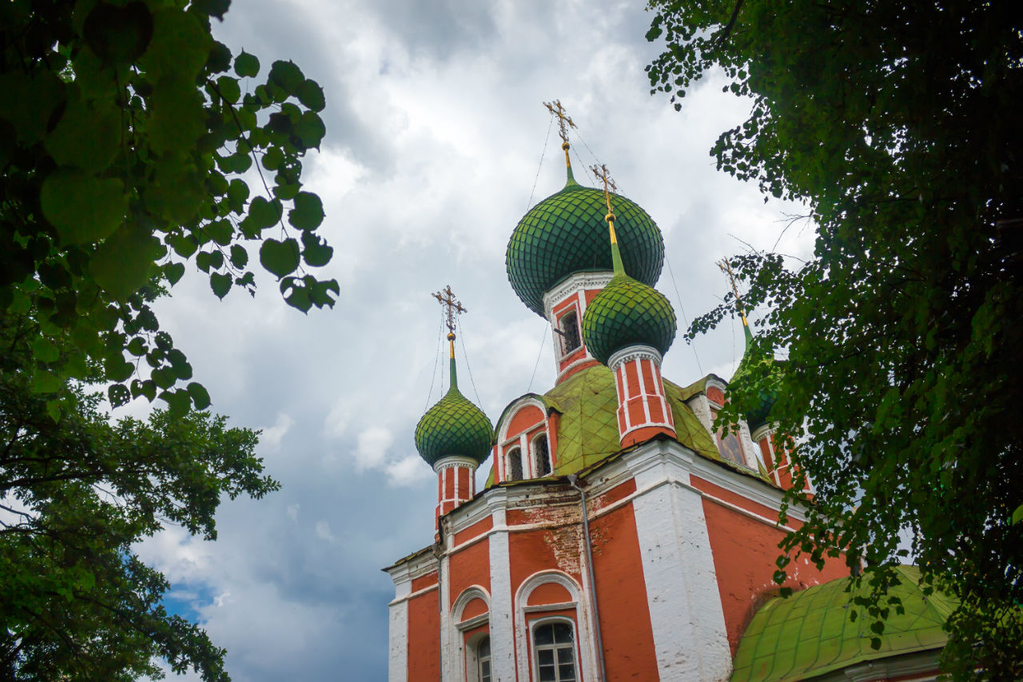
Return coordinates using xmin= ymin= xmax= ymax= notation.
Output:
xmin=477 ymin=636 xmax=491 ymax=682
xmin=533 ymin=435 xmax=551 ymax=477
xmin=559 ymin=311 xmax=581 ymax=355
xmin=533 ymin=621 xmax=576 ymax=681
xmin=507 ymin=447 xmax=523 ymax=481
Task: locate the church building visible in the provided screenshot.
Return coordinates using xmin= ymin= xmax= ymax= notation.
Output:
xmin=384 ymin=109 xmax=952 ymax=682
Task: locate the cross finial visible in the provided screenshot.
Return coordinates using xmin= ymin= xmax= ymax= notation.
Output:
xmin=543 ymin=100 xmax=577 ymax=168
xmin=717 ymin=258 xmax=750 ymax=330
xmin=591 ymin=164 xmax=625 ymax=275
xmin=433 ymin=285 xmax=467 ymax=336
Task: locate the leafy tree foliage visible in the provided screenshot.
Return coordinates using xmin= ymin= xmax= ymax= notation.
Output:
xmin=1 ymin=304 xmax=278 ymax=680
xmin=1 ymin=0 xmax=335 ymax=678
xmin=1 ymin=0 xmax=337 ymax=419
xmin=647 ymin=1 xmax=1023 ymax=677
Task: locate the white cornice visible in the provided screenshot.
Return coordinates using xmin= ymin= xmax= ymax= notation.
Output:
xmin=541 ymin=271 xmax=613 ymax=320
xmin=608 ymin=344 xmax=662 ymax=371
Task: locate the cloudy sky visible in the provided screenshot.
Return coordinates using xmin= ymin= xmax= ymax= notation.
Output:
xmin=128 ymin=1 xmax=815 ymax=679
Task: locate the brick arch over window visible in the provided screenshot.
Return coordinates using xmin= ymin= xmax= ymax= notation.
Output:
xmin=495 ymin=396 xmax=555 ymax=482
xmin=513 ymin=571 xmax=597 ymax=682
xmin=452 ymin=586 xmax=492 ymax=682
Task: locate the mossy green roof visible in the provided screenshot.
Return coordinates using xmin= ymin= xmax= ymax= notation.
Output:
xmin=506 ymin=176 xmax=664 ymax=316
xmin=483 ymin=365 xmax=772 ymax=487
xmin=581 ymin=273 xmax=676 ymax=365
xmin=731 ymin=566 xmax=955 ymax=682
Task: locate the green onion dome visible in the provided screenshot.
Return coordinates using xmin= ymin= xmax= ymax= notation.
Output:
xmin=414 ymin=356 xmax=493 ymax=467
xmin=731 ymin=326 xmax=781 ymax=432
xmin=506 ymin=170 xmax=665 ymax=316
xmin=582 ymin=272 xmax=677 ymax=366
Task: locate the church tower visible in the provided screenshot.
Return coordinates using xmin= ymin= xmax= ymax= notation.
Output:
xmin=384 ymin=104 xmax=949 ymax=682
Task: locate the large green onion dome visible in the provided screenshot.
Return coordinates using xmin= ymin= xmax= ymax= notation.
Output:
xmin=506 ymin=169 xmax=665 ymax=316
xmin=582 ymin=272 xmax=677 ymax=366
xmin=415 ymin=353 xmax=493 ymax=467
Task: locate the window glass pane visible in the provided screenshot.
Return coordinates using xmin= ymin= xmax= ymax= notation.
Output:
xmin=557 ymin=647 xmax=574 ymax=664
xmin=559 ymin=663 xmax=577 ymax=680
xmin=508 ymin=448 xmax=522 ymax=481
xmin=561 ymin=312 xmax=580 ymax=354
xmin=534 ymin=436 xmax=551 ymax=477
xmin=534 ymin=623 xmax=553 ymax=645
xmin=553 ymin=622 xmax=573 ymax=644
xmin=538 ymin=665 xmax=556 ymax=682
xmin=478 ymin=636 xmax=490 ymax=657
xmin=538 ymin=649 xmax=554 ymax=665
xmin=481 ymin=661 xmax=490 ymax=682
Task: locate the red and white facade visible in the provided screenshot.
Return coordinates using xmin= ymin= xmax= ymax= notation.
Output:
xmin=607 ymin=345 xmax=675 ymax=448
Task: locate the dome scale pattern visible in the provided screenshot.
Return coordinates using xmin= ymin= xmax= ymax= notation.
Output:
xmin=415 ymin=379 xmax=493 ymax=467
xmin=582 ymin=273 xmax=677 ymax=366
xmin=506 ymin=179 xmax=664 ymax=316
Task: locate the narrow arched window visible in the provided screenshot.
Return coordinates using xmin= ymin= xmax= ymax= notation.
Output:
xmin=477 ymin=636 xmax=491 ymax=682
xmin=559 ymin=311 xmax=581 ymax=355
xmin=533 ymin=435 xmax=551 ymax=477
xmin=507 ymin=447 xmax=523 ymax=481
xmin=533 ymin=621 xmax=576 ymax=681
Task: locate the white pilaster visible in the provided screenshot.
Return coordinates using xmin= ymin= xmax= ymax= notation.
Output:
xmin=388 ymin=581 xmax=410 ymax=682
xmin=486 ymin=490 xmax=516 ymax=681
xmin=627 ymin=442 xmax=732 ymax=681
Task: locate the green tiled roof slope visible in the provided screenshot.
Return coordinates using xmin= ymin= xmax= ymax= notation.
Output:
xmin=483 ymin=365 xmax=752 ymax=488
xmin=581 ymin=273 xmax=676 ymax=365
xmin=731 ymin=565 xmax=955 ymax=682
xmin=415 ymin=384 xmax=493 ymax=466
xmin=506 ymin=181 xmax=664 ymax=315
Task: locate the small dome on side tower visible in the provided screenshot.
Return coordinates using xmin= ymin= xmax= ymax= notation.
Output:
xmin=582 ymin=273 xmax=677 ymax=366
xmin=415 ymin=358 xmax=493 ymax=466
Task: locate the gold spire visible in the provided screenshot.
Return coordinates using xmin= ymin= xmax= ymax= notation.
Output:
xmin=717 ymin=258 xmax=752 ymax=336
xmin=433 ymin=285 xmax=466 ymax=359
xmin=543 ymin=99 xmax=577 ymax=169
xmin=591 ymin=163 xmax=625 ymax=275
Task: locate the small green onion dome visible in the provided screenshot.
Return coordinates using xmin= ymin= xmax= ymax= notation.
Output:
xmin=731 ymin=327 xmax=782 ymax=432
xmin=506 ymin=170 xmax=665 ymax=316
xmin=415 ymin=357 xmax=493 ymax=467
xmin=582 ymin=273 xmax=677 ymax=366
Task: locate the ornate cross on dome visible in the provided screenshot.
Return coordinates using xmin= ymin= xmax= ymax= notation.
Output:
xmin=543 ymin=100 xmax=577 ymax=167
xmin=433 ymin=285 xmax=467 ymax=336
xmin=591 ymin=163 xmax=626 ymax=275
xmin=717 ymin=258 xmax=751 ymax=331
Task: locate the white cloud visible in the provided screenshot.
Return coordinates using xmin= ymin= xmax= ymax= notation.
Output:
xmin=385 ymin=455 xmax=434 ymax=488
xmin=259 ymin=413 xmax=294 ymax=452
xmin=351 ymin=426 xmax=394 ymax=472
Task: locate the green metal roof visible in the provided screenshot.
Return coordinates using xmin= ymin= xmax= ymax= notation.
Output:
xmin=415 ymin=358 xmax=493 ymax=466
xmin=483 ymin=365 xmax=769 ymax=487
xmin=731 ymin=325 xmax=782 ymax=432
xmin=731 ymin=566 xmax=955 ymax=682
xmin=505 ymin=171 xmax=664 ymax=316
xmin=581 ymin=272 xmax=677 ymax=365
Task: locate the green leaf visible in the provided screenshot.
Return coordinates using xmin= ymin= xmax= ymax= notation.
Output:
xmin=216 ymin=75 xmax=241 ymax=104
xmin=300 ymin=230 xmax=332 ymax=267
xmin=187 ymin=382 xmax=211 ymax=410
xmin=41 ymin=169 xmax=126 ymax=245
xmin=259 ymin=238 xmax=301 ymax=279
xmin=1012 ymin=504 xmax=1023 ymax=526
xmin=164 ymin=262 xmax=186 ymax=285
xmin=293 ymin=111 xmax=325 ymax=149
xmin=229 ymin=244 xmax=248 ymax=268
xmin=235 ymin=51 xmax=260 ymax=78
xmin=127 ymin=337 xmax=146 ymax=356
xmin=227 ymin=179 xmax=249 ymax=212
xmin=82 ymin=1 xmax=153 ymax=64
xmin=210 ymin=272 xmax=232 ymax=299
xmin=268 ymin=60 xmax=304 ymax=95
xmin=247 ymin=196 xmax=282 ymax=229
xmin=289 ymin=191 xmax=324 ymax=230
xmin=89 ymin=223 xmax=160 ymax=301
xmin=31 ymin=337 xmax=61 ymax=363
xmin=32 ymin=371 xmax=61 ymax=395
xmin=297 ymin=79 xmax=326 ymax=112
xmin=44 ymin=94 xmax=121 ymax=174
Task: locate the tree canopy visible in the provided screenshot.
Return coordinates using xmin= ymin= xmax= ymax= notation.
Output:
xmin=646 ymin=0 xmax=1023 ymax=678
xmin=1 ymin=0 xmax=335 ymax=677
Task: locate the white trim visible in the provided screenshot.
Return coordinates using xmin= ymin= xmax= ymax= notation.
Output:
xmin=607 ymin=344 xmax=662 ymax=371
xmin=513 ymin=571 xmax=596 ymax=682
xmin=541 ymin=271 xmax=613 ymax=320
xmin=452 ymin=585 xmax=492 ymax=624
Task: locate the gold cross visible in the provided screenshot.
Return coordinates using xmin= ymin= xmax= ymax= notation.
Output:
xmin=717 ymin=259 xmax=749 ymax=328
xmin=591 ymin=163 xmax=618 ymax=224
xmin=433 ymin=285 xmax=467 ymax=334
xmin=543 ymin=100 xmax=577 ymax=147
xmin=544 ymin=100 xmax=577 ymax=167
